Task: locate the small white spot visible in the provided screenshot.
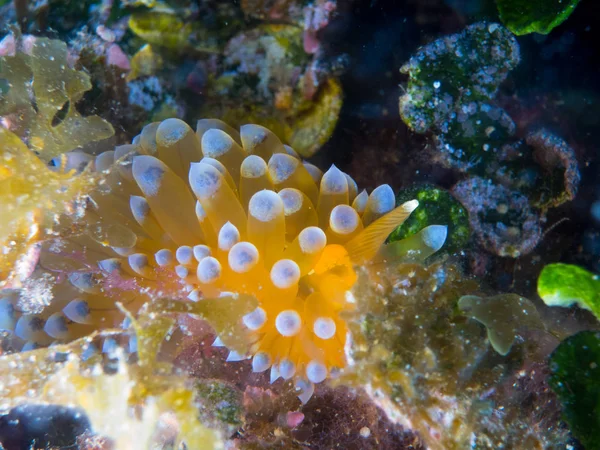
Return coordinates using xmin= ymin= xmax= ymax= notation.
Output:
xmin=195 ymin=201 xmax=207 ymax=220
xmin=268 ymin=153 xmax=299 ymax=183
xmin=212 ymin=336 xmax=225 ymax=347
xmin=296 ymin=378 xmax=315 ymax=404
xmin=243 ymin=307 xmax=267 ymax=330
xmin=201 ymin=128 xmax=233 ymax=157
xmin=249 ymin=190 xmax=284 ymax=222
xmin=193 ymin=245 xmax=211 ymax=261
xmin=226 ymin=350 xmax=246 ymax=362
xmin=197 ymin=257 xmax=221 ymax=284
xmin=155 ymin=249 xmax=173 ymax=267
xmin=279 ymin=358 xmax=296 ymax=380
xmin=313 ymin=317 xmax=336 ymax=340
xmin=228 ymin=242 xmax=259 ymax=273
xmin=275 ymin=310 xmax=302 ymax=336
xmin=306 ymin=360 xmax=327 ymax=384
xmin=488 ymin=23 xmax=499 ymax=33
xmin=189 ymin=162 xmax=222 ymax=199
xmin=241 ymin=155 xmax=268 ymax=178
xmin=330 ymin=205 xmax=359 ymax=235
xmin=270 ymin=259 xmax=301 ymax=289
xmin=252 ymin=352 xmax=271 ymax=372
xmin=175 ymin=265 xmax=189 ymax=279
xmin=345 ymin=291 xmax=356 ymax=304
xmin=270 ymin=365 xmax=281 ymax=383
xmin=360 ymin=427 xmax=371 ymax=438
xmin=218 ymin=221 xmax=240 ymax=251
xmin=187 ymin=289 xmax=201 ymax=301
xmin=176 ymin=246 xmax=193 ymax=265
xmin=299 ymin=227 xmax=327 ymax=254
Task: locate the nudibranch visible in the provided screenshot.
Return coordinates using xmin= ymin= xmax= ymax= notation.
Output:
xmin=1 ymin=118 xmax=447 ymax=401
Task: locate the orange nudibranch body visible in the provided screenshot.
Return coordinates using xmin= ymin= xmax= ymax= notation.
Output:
xmin=7 ymin=118 xmax=428 ymax=402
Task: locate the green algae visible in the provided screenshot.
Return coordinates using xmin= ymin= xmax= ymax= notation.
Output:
xmin=497 ymin=0 xmax=581 ymax=35
xmin=128 ymin=11 xmax=196 ymax=51
xmin=435 ymin=103 xmax=516 ymax=171
xmin=341 ymin=260 xmax=569 ymax=449
xmin=399 ymin=22 xmax=519 ymax=134
xmin=549 ymin=330 xmax=600 ymax=450
xmin=389 ymin=185 xmax=470 ymax=254
xmin=196 ymin=379 xmax=243 ymax=435
xmin=458 ymin=293 xmax=544 ymax=355
xmin=538 ymin=263 xmax=600 ymax=320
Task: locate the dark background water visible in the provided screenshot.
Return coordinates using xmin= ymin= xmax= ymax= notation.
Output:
xmin=311 ymin=0 xmax=600 ymax=298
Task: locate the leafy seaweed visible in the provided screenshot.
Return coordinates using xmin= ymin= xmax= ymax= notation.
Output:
xmin=538 ymin=263 xmax=600 ymax=320
xmin=549 ymin=331 xmax=600 ymax=449
xmin=496 ymin=0 xmax=581 ymax=35
xmin=0 ymin=36 xmax=114 ymax=161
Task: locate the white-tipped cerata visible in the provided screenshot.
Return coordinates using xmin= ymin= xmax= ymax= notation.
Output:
xmin=275 ymin=310 xmax=302 ymax=337
xmin=176 ymin=246 xmax=193 ymax=265
xmin=196 ymin=257 xmax=221 ymax=284
xmin=270 ymin=259 xmax=301 ymax=289
xmin=306 ymin=360 xmax=328 ymax=384
xmin=218 ymin=221 xmax=240 ymax=251
xmin=252 ymin=352 xmax=272 ymax=372
xmin=155 ymin=249 xmax=173 ymax=267
xmin=242 ymin=307 xmax=267 ymax=331
xmin=279 ymin=358 xmax=296 ymax=380
xmin=228 ymin=242 xmax=259 ymax=273
xmin=226 ymin=350 xmax=247 ymax=362
xmin=313 ymin=317 xmax=337 ymax=340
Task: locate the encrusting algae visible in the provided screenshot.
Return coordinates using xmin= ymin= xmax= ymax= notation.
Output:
xmin=1 ymin=118 xmax=448 ymax=401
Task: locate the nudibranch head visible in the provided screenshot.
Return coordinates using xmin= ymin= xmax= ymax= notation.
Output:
xmin=3 ymin=118 xmax=426 ymax=401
